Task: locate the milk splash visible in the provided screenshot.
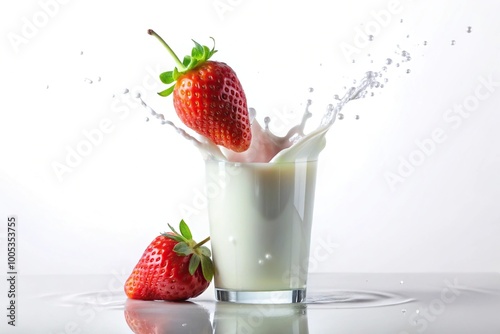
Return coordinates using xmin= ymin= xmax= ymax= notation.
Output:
xmin=131 ymin=56 xmax=405 ymax=163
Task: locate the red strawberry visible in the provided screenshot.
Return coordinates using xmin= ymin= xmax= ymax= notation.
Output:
xmin=148 ymin=29 xmax=251 ymax=152
xmin=124 ymin=220 xmax=214 ymax=301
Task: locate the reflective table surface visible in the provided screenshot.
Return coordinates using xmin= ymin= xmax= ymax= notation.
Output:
xmin=4 ymin=273 xmax=500 ymax=333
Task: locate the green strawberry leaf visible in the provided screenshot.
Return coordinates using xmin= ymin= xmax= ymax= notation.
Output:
xmin=158 ymin=85 xmax=175 ymax=97
xmin=174 ymin=242 xmax=193 ymax=256
xmin=199 ymin=246 xmax=211 ymax=258
xmin=159 ymin=71 xmax=175 ymax=84
xmin=162 ymin=232 xmax=184 ymax=243
xmin=188 ymin=254 xmax=201 ymax=275
xmin=200 ymin=255 xmax=214 ymax=282
xmin=179 ymin=219 xmax=192 ymax=240
xmin=191 ymin=41 xmax=203 ymax=59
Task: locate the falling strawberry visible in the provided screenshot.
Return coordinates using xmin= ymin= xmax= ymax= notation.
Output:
xmin=148 ymin=29 xmax=252 ymax=152
xmin=124 ymin=220 xmax=214 ymax=301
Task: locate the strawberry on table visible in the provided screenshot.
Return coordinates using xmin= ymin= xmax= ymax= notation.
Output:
xmin=124 ymin=220 xmax=213 ymax=301
xmin=148 ymin=29 xmax=252 ymax=152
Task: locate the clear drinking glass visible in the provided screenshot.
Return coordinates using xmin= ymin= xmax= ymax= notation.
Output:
xmin=205 ymin=159 xmax=318 ymax=303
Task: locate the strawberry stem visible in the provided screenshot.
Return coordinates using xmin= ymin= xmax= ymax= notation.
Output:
xmin=193 ymin=236 xmax=210 ymax=249
xmin=147 ymin=29 xmax=186 ymax=71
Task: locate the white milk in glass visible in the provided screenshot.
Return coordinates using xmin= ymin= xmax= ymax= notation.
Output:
xmin=206 ymin=159 xmax=318 ymax=293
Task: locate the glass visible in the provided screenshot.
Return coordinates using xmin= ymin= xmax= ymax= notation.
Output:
xmin=205 ymin=159 xmax=318 ymax=303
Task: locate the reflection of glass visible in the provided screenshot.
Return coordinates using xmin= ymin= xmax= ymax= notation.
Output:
xmin=214 ymin=302 xmax=309 ymax=333
xmin=206 ymin=160 xmax=318 ymax=303
xmin=124 ymin=299 xmax=213 ymax=333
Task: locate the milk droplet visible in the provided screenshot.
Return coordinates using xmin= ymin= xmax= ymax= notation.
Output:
xmin=80 ymin=51 xmax=84 ymax=55
xmin=46 ymin=84 xmax=49 ymax=89
xmin=265 ymin=254 xmax=272 ymax=260
xmin=308 ymin=87 xmax=314 ymax=93
xmin=84 ymin=78 xmax=93 ymax=84
xmin=97 ymin=76 xmax=102 ymax=82
xmin=401 ymin=309 xmax=407 ymax=315
xmin=400 ymin=280 xmax=404 ymax=284
xmin=416 ymin=309 xmax=420 ymax=314
xmin=368 ymin=35 xmax=374 ymax=41
xmin=145 ymin=117 xmax=150 ymax=122
xmin=386 ymin=58 xmax=393 ymax=65
xmin=355 ymin=115 xmax=360 ymax=120
xmin=264 ymin=116 xmax=271 ymax=130
xmin=451 ymin=40 xmax=456 ymax=46
xmin=338 ymin=113 xmax=344 ymax=120
xmin=258 ymin=259 xmax=264 ymax=265
xmin=423 ymin=41 xmax=428 ymax=46
xmin=467 ymin=26 xmax=472 ymax=33
xmin=406 ymin=69 xmax=411 ymax=74
xmin=228 ymin=236 xmax=235 ymax=244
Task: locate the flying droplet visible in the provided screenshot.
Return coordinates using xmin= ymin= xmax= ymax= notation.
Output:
xmin=467 ymin=26 xmax=472 ymax=33
xmin=355 ymin=115 xmax=360 ymax=120
xmin=451 ymin=40 xmax=456 ymax=46
xmin=406 ymin=69 xmax=411 ymax=74
xmin=145 ymin=117 xmax=150 ymax=122
xmin=368 ymin=35 xmax=374 ymax=41
xmin=84 ymin=78 xmax=93 ymax=84
xmin=308 ymin=87 xmax=314 ymax=93
xmin=264 ymin=116 xmax=271 ymax=130
xmin=265 ymin=254 xmax=272 ymax=260
xmin=386 ymin=58 xmax=393 ymax=65
xmin=423 ymin=41 xmax=428 ymax=46
xmin=338 ymin=113 xmax=344 ymax=120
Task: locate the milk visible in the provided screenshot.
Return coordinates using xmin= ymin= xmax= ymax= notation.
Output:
xmin=206 ymin=159 xmax=318 ymax=291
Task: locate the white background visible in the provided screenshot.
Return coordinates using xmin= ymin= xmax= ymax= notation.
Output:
xmin=1 ymin=0 xmax=499 ymax=277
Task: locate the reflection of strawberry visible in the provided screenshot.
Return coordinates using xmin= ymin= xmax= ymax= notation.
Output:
xmin=124 ymin=220 xmax=213 ymax=301
xmin=148 ymin=29 xmax=251 ymax=152
xmin=124 ymin=299 xmax=213 ymax=334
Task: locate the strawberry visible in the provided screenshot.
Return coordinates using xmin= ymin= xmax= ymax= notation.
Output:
xmin=124 ymin=220 xmax=214 ymax=301
xmin=148 ymin=29 xmax=252 ymax=152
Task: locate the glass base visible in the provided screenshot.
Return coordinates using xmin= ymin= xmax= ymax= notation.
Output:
xmin=215 ymin=288 xmax=306 ymax=304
